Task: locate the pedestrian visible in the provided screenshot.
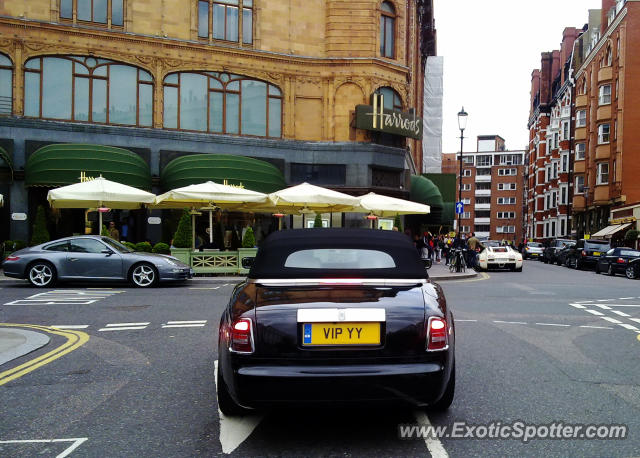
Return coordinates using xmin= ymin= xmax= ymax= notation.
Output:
xmin=466 ymin=232 xmax=482 ymax=269
xmin=108 ymin=221 xmax=120 ymax=241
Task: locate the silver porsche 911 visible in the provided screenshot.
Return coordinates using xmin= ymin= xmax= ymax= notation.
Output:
xmin=2 ymin=236 xmax=193 ymax=288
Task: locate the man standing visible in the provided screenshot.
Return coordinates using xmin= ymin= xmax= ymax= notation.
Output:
xmin=108 ymin=221 xmax=120 ymax=241
xmin=466 ymin=232 xmax=482 ymax=268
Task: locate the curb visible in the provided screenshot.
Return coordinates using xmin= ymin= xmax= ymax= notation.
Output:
xmin=0 ymin=328 xmax=51 ymax=366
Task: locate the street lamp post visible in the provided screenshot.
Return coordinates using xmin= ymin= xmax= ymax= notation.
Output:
xmin=457 ymin=107 xmax=468 ymax=241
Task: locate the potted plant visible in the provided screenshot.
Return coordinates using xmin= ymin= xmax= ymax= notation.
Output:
xmin=238 ymin=226 xmax=258 ymax=274
xmin=171 ymin=210 xmax=193 ymax=264
xmin=31 ymin=205 xmax=50 ymax=246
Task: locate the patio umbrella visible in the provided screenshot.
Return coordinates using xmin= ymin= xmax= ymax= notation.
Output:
xmin=353 ymin=192 xmax=430 ymax=226
xmin=152 ymin=181 xmax=269 ymax=247
xmin=47 ymin=176 xmax=156 ymax=233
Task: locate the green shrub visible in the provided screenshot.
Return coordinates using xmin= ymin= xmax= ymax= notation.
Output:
xmin=123 ymin=241 xmax=137 ymax=251
xmin=394 ymin=214 xmax=403 ymax=233
xmin=313 ymin=213 xmax=323 ymax=228
xmin=624 ymin=229 xmax=639 ymax=245
xmin=31 ymin=205 xmax=50 ymax=246
xmin=242 ymin=227 xmax=255 ymax=248
xmin=135 ymin=241 xmax=153 ymax=253
xmin=153 ymin=242 xmax=171 ymax=254
xmin=172 ymin=210 xmax=192 ymax=248
xmin=101 ymin=224 xmax=109 ymax=237
xmin=12 ymin=240 xmax=27 ymax=251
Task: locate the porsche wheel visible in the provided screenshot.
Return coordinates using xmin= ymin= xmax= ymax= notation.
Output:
xmin=27 ymin=261 xmax=57 ymax=288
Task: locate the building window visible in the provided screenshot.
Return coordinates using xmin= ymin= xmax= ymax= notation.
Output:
xmin=497 ymin=197 xmax=516 ymax=205
xmin=476 ymin=167 xmax=491 ymax=176
xmin=163 ymin=72 xmax=281 ymax=137
xmin=578 ymin=77 xmax=587 ymax=95
xmin=0 ymin=54 xmax=12 ymax=115
xmin=476 ymin=155 xmax=492 ymax=167
xmin=374 ymin=87 xmax=402 ymax=111
xmin=561 ymin=154 xmax=569 ymax=172
xmin=499 ymin=154 xmax=521 ymax=165
xmin=462 ymin=212 xmax=471 ymax=219
xmin=498 ymin=168 xmax=517 ymax=176
xmin=599 ymin=84 xmax=611 ymax=105
xmin=460 ymin=226 xmax=470 ymax=233
xmin=462 ymin=169 xmax=472 ymax=177
xmin=497 ymin=226 xmax=515 ymax=234
xmin=475 ymin=197 xmax=490 ymax=205
xmin=498 ymin=183 xmax=516 ymax=191
xmin=575 ymin=143 xmax=586 ymax=160
xmin=598 ymin=124 xmax=610 ymax=144
xmin=475 ymin=182 xmax=491 ymax=191
xmin=380 ymin=2 xmax=396 ymax=58
xmin=560 ymin=218 xmax=566 ymax=236
xmin=552 ymin=191 xmax=557 ymax=208
xmin=290 ymin=164 xmax=346 ymax=185
xmin=24 ymin=55 xmax=152 ymax=126
xmin=199 ymin=0 xmax=253 ymax=43
xmin=576 ymin=109 xmax=586 ymax=127
xmin=597 ymin=162 xmax=609 ymax=185
xmin=462 ymin=184 xmax=471 ymax=191
xmin=462 ymin=156 xmax=474 ymax=165
xmin=60 ymin=0 xmax=124 ymax=26
xmin=562 ymin=122 xmax=569 ymax=141
xmin=560 ymin=185 xmax=567 ymax=204
xmin=497 ymin=212 xmax=515 ymax=219
xmin=575 ymin=175 xmax=585 ymax=194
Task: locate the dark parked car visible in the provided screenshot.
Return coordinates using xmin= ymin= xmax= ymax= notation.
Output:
xmin=565 ymin=239 xmax=611 ymax=270
xmin=555 ymin=242 xmax=576 ymax=266
xmin=595 ymin=247 xmax=640 ymax=277
xmin=2 ymin=236 xmax=192 ymax=287
xmin=542 ymin=239 xmax=573 ymax=264
xmin=217 ymin=229 xmax=455 ymax=415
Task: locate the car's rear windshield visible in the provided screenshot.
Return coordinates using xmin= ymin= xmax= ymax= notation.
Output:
xmin=284 ymin=249 xmax=396 ymax=269
xmin=620 ymin=250 xmax=640 ymax=257
xmin=528 ymin=243 xmax=543 ymax=247
xmin=585 ymin=242 xmax=610 ymax=250
xmin=490 ymin=247 xmax=509 ymax=253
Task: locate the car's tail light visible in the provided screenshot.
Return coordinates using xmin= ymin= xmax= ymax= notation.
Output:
xmin=4 ymin=256 xmax=19 ymax=261
xmin=230 ymin=318 xmax=254 ymax=353
xmin=581 ymin=250 xmax=587 ymax=257
xmin=617 ymin=258 xmax=627 ymax=264
xmin=426 ymin=317 xmax=449 ymax=352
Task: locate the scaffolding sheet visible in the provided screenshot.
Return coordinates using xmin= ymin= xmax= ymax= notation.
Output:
xmin=422 ymin=56 xmax=444 ymax=173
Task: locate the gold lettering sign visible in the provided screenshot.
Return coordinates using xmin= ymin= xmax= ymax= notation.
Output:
xmin=79 ymin=171 xmax=97 ymax=182
xmin=223 ymin=179 xmax=245 ymax=189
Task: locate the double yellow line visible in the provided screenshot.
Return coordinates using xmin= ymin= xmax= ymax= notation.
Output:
xmin=0 ymin=324 xmax=89 ymax=386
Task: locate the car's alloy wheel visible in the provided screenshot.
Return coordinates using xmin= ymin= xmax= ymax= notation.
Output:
xmin=625 ymin=265 xmax=637 ymax=280
xmin=130 ymin=263 xmax=157 ymax=287
xmin=28 ymin=262 xmax=56 ymax=287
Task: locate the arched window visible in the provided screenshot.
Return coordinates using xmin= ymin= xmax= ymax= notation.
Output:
xmin=380 ymin=2 xmax=396 ymax=59
xmin=375 ymin=86 xmax=402 ymax=111
xmin=24 ymin=56 xmax=152 ymax=126
xmin=163 ymin=72 xmax=282 ymax=138
xmin=0 ymin=54 xmax=12 ymax=115
xmin=605 ymin=45 xmax=612 ymax=66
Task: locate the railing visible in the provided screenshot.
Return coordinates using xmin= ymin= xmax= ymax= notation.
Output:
xmin=171 ymin=248 xmax=257 ymax=275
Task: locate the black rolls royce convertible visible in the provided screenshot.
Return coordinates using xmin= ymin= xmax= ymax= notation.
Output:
xmin=217 ymin=228 xmax=455 ymax=415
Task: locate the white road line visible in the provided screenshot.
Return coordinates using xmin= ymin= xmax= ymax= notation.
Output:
xmin=619 ymin=297 xmax=635 ymax=300
xmin=629 ymin=318 xmax=640 ymax=324
xmin=413 ymin=411 xmax=450 ymax=458
xmin=594 ymin=304 xmax=612 ymax=310
xmin=592 ymin=304 xmax=640 ymax=307
xmin=455 ymin=319 xmax=478 ymax=322
xmin=535 ymin=323 xmax=571 ymax=327
xmin=585 ymin=309 xmax=604 ymax=316
xmin=162 ymin=324 xmax=206 ymax=328
xmin=618 ymin=323 xmax=639 ymax=331
xmin=98 ymin=326 xmax=147 ymax=331
xmin=189 ymin=287 xmax=221 ymax=290
xmin=601 ymin=317 xmax=622 ymax=324
xmin=166 ymin=320 xmax=207 ymax=324
xmin=493 ymin=320 xmax=527 ymax=325
xmin=597 ymin=299 xmax=613 ymax=302
xmin=569 ymin=303 xmax=587 ymax=309
xmin=580 ymin=325 xmax=614 ymax=330
xmin=51 ymin=325 xmax=90 ymax=329
xmin=611 ymin=310 xmax=631 ymax=317
xmin=0 ymin=437 xmax=88 ymax=458
xmin=105 ymin=322 xmax=150 ymax=327
xmin=574 ymin=300 xmax=594 ymax=304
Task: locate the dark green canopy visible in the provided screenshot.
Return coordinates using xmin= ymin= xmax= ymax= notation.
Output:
xmin=25 ymin=144 xmax=151 ymax=190
xmin=410 ymin=175 xmax=444 ymax=222
xmin=161 ymin=154 xmax=286 ymax=193
xmin=0 ymin=146 xmax=12 ymax=171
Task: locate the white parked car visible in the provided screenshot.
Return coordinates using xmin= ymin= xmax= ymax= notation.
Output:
xmin=477 ymin=245 xmax=523 ymax=272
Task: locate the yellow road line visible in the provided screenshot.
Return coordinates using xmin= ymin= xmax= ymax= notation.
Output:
xmin=637 ymin=334 xmax=640 ymax=342
xmin=0 ymin=324 xmax=89 ymax=386
xmin=443 ymin=272 xmax=490 ymax=283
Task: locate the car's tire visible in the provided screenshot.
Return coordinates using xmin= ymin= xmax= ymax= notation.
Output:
xmin=595 ymin=263 xmax=600 ymax=274
xmin=515 ymin=266 xmax=523 ymax=272
xmin=217 ymin=362 xmax=249 ymax=416
xmin=129 ymin=263 xmax=158 ymax=288
xmin=430 ymin=361 xmax=455 ymax=411
xmin=607 ymin=263 xmax=615 ymax=276
xmin=27 ymin=261 xmax=57 ymax=288
xmin=625 ymin=265 xmax=638 ymax=280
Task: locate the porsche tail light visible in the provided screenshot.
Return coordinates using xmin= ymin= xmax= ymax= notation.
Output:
xmin=426 ymin=317 xmax=449 ymax=352
xmin=230 ymin=318 xmax=254 ymax=353
xmin=4 ymin=256 xmax=19 ymax=261
xmin=617 ymin=258 xmax=627 ymax=264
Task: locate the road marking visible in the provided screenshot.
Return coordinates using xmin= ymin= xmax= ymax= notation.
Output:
xmin=413 ymin=411 xmax=450 ymax=458
xmin=105 ymin=322 xmax=150 ymax=327
xmin=619 ymin=297 xmax=635 ymax=300
xmin=162 ymin=324 xmax=206 ymax=328
xmin=580 ymin=325 xmax=614 ymax=330
xmin=0 ymin=437 xmax=88 ymax=458
xmin=98 ymin=326 xmax=146 ymax=331
xmin=166 ymin=320 xmax=207 ymax=325
xmin=594 ymin=304 xmax=612 ymax=310
xmin=574 ymin=300 xmax=594 ymax=304
xmin=214 ymin=360 xmax=263 ymax=454
xmin=590 ymin=303 xmax=640 ymax=307
xmin=51 ymin=325 xmax=90 ymax=329
xmin=0 ymin=324 xmax=89 ymax=386
xmin=535 ymin=323 xmax=571 ymax=327
xmin=601 ymin=317 xmax=622 ymax=324
xmin=189 ymin=287 xmax=221 ymax=290
xmin=617 ymin=323 xmax=639 ymax=331
xmin=569 ymin=303 xmax=587 ymax=309
xmin=4 ymin=289 xmax=124 ymax=306
xmin=637 ymin=334 xmax=640 ymax=342
xmin=493 ymin=320 xmax=527 ymax=325
xmin=456 ymin=319 xmax=478 ymax=322
xmin=597 ymin=299 xmax=613 ymax=302
xmin=630 ymin=318 xmax=640 ymax=324
xmin=611 ymin=310 xmax=631 ymax=317
xmin=585 ymin=309 xmax=604 ymax=316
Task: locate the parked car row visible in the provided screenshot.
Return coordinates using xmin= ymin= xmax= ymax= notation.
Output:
xmin=530 ymin=237 xmax=640 ymax=280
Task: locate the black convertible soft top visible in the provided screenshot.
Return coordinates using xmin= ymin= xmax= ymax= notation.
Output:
xmin=248 ymin=228 xmax=427 ymax=279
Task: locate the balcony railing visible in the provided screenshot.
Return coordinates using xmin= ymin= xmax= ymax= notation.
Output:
xmin=475 ymin=203 xmax=491 ymax=210
xmin=475 ymin=175 xmax=492 ymax=183
xmin=475 ymin=189 xmax=492 ymax=196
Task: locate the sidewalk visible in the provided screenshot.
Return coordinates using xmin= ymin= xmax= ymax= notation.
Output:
xmin=0 ymin=326 xmax=50 ymax=367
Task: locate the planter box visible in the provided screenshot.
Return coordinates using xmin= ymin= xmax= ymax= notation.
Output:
xmin=170 ymin=248 xmax=192 ymax=265
xmin=237 ymin=247 xmax=258 ymax=274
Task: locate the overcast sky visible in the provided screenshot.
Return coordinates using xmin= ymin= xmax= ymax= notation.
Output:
xmin=433 ymin=0 xmax=603 ymax=154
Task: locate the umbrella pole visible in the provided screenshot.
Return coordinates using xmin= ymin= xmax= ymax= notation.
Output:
xmin=209 ymin=210 xmax=213 ymax=244
xmin=99 ymin=210 xmax=102 ymax=235
xmin=191 ymin=213 xmax=196 ymax=251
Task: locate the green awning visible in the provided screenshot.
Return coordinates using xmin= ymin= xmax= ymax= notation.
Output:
xmin=25 ymin=144 xmax=152 ymax=191
xmin=410 ymin=175 xmax=444 ymax=222
xmin=422 ymin=173 xmax=457 ymax=226
xmin=161 ymin=154 xmax=286 ymax=193
xmin=0 ymin=146 xmax=12 ymax=171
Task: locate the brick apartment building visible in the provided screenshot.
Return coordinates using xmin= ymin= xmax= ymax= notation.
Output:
xmin=442 ymin=135 xmax=525 ymax=242
xmin=527 ymin=0 xmax=640 ymax=242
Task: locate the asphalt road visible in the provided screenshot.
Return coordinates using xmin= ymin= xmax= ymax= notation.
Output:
xmin=0 ymin=260 xmax=639 ymax=457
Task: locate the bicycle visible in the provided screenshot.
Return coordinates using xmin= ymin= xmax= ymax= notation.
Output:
xmin=449 ymin=248 xmax=467 ymax=273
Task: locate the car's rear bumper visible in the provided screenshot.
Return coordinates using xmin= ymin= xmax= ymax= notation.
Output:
xmin=230 ymin=362 xmax=450 ymax=408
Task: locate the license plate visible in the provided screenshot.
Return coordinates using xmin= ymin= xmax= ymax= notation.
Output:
xmin=531 ymin=253 xmax=538 ymax=256
xmin=593 ymin=252 xmax=601 ymax=256
xmin=302 ymin=322 xmax=380 ymax=346
xmin=497 ymin=258 xmax=508 ymax=262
